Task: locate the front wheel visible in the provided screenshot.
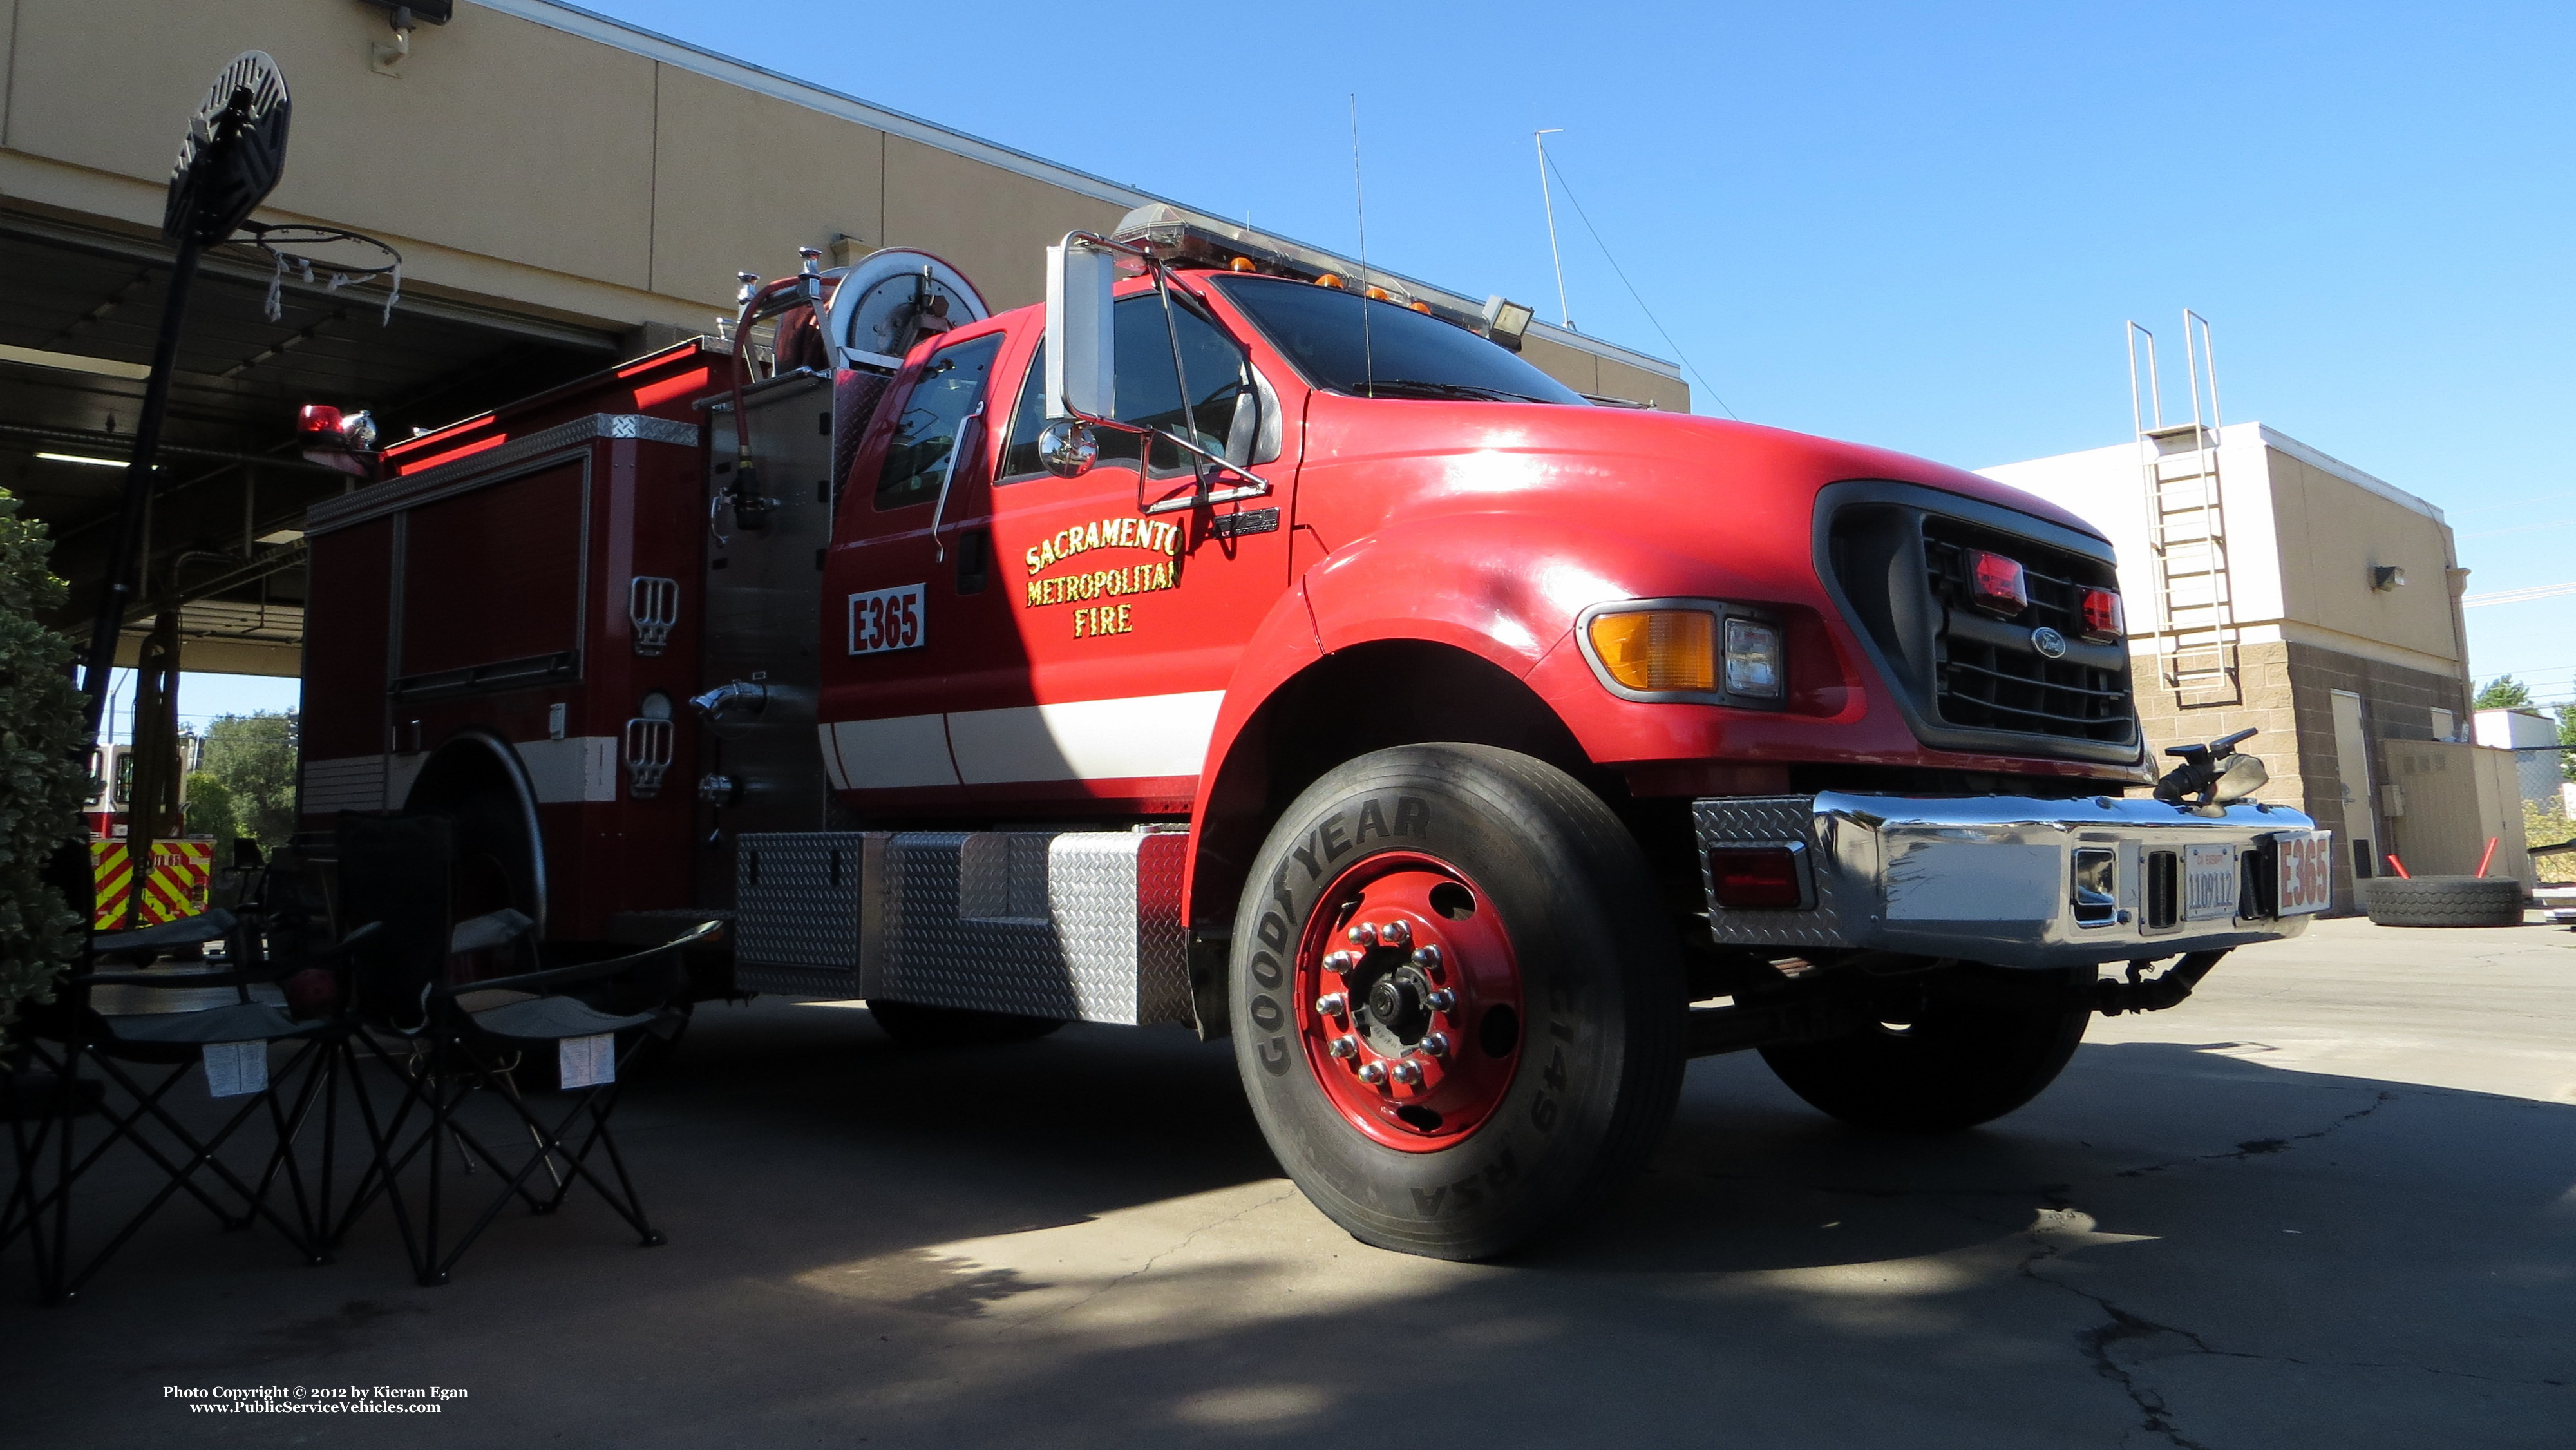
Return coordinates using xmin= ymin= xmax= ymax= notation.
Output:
xmin=1758 ymin=964 xmax=2094 ymax=1132
xmin=1230 ymin=744 xmax=1684 ymax=1261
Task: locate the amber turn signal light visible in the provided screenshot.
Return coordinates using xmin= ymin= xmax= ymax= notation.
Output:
xmin=1587 ymin=610 xmax=1716 ymax=692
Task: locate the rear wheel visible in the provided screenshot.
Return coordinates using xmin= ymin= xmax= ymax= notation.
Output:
xmin=1758 ymin=964 xmax=2093 ymax=1132
xmin=866 ymin=998 xmax=1068 ymax=1047
xmin=1231 ymin=744 xmax=1685 ymax=1261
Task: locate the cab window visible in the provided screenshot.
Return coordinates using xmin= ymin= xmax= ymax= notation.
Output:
xmin=999 ymin=296 xmax=1256 ymax=482
xmin=875 ymin=333 xmax=1004 ymax=510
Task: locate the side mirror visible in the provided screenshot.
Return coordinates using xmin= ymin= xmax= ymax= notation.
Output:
xmin=1037 ymin=419 xmax=1097 ymax=479
xmin=1045 ymin=236 xmax=1117 ymax=422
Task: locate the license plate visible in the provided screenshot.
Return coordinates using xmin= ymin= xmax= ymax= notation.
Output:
xmin=2274 ymin=830 xmax=2334 ymax=916
xmin=848 ymin=584 xmax=926 ymax=655
xmin=2183 ymin=843 xmax=2239 ymax=921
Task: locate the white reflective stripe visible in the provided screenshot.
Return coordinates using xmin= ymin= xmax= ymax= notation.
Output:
xmin=516 ymin=737 xmax=621 ymax=803
xmin=830 ymin=714 xmax=961 ymax=788
xmin=816 ymin=723 xmax=850 ymax=792
xmin=945 ymin=691 xmax=1224 ymax=785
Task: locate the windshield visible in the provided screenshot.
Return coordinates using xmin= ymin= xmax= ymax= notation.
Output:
xmin=1210 ymin=274 xmax=1586 ymax=406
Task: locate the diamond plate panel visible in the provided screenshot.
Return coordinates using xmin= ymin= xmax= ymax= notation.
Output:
xmin=1693 ymin=796 xmax=1863 ymax=951
xmin=868 ymin=830 xmax=1193 ymax=1026
xmin=734 ymin=832 xmax=873 ymax=993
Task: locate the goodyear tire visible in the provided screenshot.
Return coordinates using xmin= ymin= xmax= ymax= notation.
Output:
xmin=1229 ymin=744 xmax=1685 ymax=1261
xmin=1758 ymin=965 xmax=2093 ymax=1132
xmin=2360 ymin=875 xmax=2525 ymax=928
xmin=867 ymin=999 xmax=1068 ymax=1047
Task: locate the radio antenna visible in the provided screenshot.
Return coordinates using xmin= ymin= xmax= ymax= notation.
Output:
xmin=1536 ymin=128 xmax=1571 ymax=330
xmin=1351 ymin=93 xmax=1374 ymax=394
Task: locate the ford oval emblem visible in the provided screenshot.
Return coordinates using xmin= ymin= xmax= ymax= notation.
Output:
xmin=2031 ymin=625 xmax=2069 ymax=659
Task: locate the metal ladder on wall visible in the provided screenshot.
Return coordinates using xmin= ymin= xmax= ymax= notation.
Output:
xmin=2126 ymin=311 xmax=2242 ymax=706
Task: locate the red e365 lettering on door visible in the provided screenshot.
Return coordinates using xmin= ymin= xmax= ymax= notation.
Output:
xmin=848 ymin=584 xmax=926 ymax=654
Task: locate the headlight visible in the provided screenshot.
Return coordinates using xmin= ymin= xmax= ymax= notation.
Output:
xmin=1722 ymin=616 xmax=1782 ymax=698
xmin=1578 ymin=600 xmax=1786 ymax=707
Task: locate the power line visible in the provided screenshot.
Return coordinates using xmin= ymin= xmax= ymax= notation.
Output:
xmin=1538 ymin=151 xmax=1738 ymax=421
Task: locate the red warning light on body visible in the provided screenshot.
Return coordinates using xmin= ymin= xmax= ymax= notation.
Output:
xmin=296 ymin=404 xmax=345 ymax=437
xmin=1707 ymin=846 xmax=1806 ymax=911
xmin=1967 ymin=550 xmax=2028 ymax=616
xmin=2081 ymin=587 xmax=2125 ymax=642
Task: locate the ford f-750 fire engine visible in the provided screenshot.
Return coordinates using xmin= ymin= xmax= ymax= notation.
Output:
xmin=296 ymin=207 xmax=2331 ymax=1258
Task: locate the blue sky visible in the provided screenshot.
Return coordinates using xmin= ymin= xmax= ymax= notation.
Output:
xmin=159 ymin=0 xmax=2576 ymax=725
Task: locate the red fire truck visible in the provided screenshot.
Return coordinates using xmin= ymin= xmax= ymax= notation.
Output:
xmin=296 ymin=209 xmax=2331 ymax=1258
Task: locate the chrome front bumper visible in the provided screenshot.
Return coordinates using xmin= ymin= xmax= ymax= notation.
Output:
xmin=1692 ymin=792 xmax=2325 ymax=969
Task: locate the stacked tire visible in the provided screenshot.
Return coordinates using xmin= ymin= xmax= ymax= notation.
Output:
xmin=2360 ymin=875 xmax=2526 ymax=928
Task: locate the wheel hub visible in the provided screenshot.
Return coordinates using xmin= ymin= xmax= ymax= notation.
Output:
xmin=1295 ymin=854 xmax=1523 ymax=1152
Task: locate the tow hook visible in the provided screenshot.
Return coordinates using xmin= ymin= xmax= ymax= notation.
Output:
xmin=2094 ymin=949 xmax=2230 ymax=1016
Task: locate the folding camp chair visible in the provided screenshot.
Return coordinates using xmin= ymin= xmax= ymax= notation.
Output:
xmin=2 ymin=906 xmax=378 ymax=1304
xmin=331 ymin=812 xmax=718 ymax=1286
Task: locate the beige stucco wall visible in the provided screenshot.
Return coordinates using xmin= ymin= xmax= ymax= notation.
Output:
xmin=2264 ymin=446 xmax=2463 ymax=667
xmin=0 ymin=0 xmax=1683 ymax=401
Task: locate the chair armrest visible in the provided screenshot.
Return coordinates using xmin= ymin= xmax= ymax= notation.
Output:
xmin=91 ymin=908 xmax=238 ymax=955
xmin=450 ymin=908 xmax=536 ymax=956
xmin=431 ymin=919 xmax=723 ymax=998
xmin=81 ymin=921 xmax=383 ymax=988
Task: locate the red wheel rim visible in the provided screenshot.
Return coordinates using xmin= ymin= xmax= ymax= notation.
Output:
xmin=1294 ymin=852 xmax=1522 ymax=1152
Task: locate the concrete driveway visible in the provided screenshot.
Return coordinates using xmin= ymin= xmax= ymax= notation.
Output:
xmin=6 ymin=915 xmax=2571 ymax=1448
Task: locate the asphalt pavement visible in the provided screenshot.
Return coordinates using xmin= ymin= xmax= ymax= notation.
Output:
xmin=6 ymin=914 xmax=2571 ymax=1448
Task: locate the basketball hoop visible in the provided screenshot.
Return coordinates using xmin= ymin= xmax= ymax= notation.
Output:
xmin=222 ymin=222 xmax=403 ymax=325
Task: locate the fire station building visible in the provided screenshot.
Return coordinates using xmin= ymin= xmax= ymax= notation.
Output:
xmin=1983 ymin=425 xmax=2526 ymax=907
xmin=0 ymin=0 xmax=1687 ymax=680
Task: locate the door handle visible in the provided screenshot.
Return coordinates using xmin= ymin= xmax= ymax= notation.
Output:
xmin=927 ymin=401 xmax=985 ymax=564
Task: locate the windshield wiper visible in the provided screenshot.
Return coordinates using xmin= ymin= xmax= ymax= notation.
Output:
xmin=1351 ymin=379 xmax=1557 ymax=404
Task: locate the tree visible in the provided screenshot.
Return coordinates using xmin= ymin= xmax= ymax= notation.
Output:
xmin=2562 ymin=703 xmax=2576 ymax=784
xmin=194 ymin=712 xmax=298 ymax=850
xmin=182 ymin=770 xmax=240 ymax=843
xmin=2475 ymin=675 xmax=2534 ymax=709
xmin=0 ymin=490 xmax=88 ymax=1040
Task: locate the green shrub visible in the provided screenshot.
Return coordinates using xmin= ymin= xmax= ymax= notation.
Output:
xmin=0 ymin=491 xmax=89 ymax=1040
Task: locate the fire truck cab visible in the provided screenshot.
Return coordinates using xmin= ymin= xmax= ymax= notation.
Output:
xmin=299 ymin=209 xmax=2329 ymax=1259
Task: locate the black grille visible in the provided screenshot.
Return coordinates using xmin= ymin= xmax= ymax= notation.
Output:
xmin=1919 ymin=519 xmax=2133 ymax=743
xmin=1820 ymin=484 xmax=2139 ymax=763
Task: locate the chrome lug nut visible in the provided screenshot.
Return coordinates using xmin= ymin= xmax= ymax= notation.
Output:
xmin=1390 ymin=1060 xmax=1425 ymax=1086
xmin=1426 ymin=988 xmax=1457 ymax=1013
xmin=1347 ymin=922 xmax=1378 ymax=947
xmin=1323 ymin=950 xmax=1359 ymax=973
xmin=1419 ymin=1032 xmax=1450 ymax=1058
xmin=1410 ymin=944 xmax=1443 ymax=971
xmin=1315 ymin=993 xmax=1349 ymax=1017
xmin=1327 ymin=1035 xmax=1359 ymax=1059
xmin=1358 ymin=1061 xmax=1388 ymax=1085
xmin=1378 ymin=919 xmax=1412 ymax=949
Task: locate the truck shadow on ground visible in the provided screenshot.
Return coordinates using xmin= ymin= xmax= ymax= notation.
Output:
xmin=7 ymin=1002 xmax=2572 ymax=1449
